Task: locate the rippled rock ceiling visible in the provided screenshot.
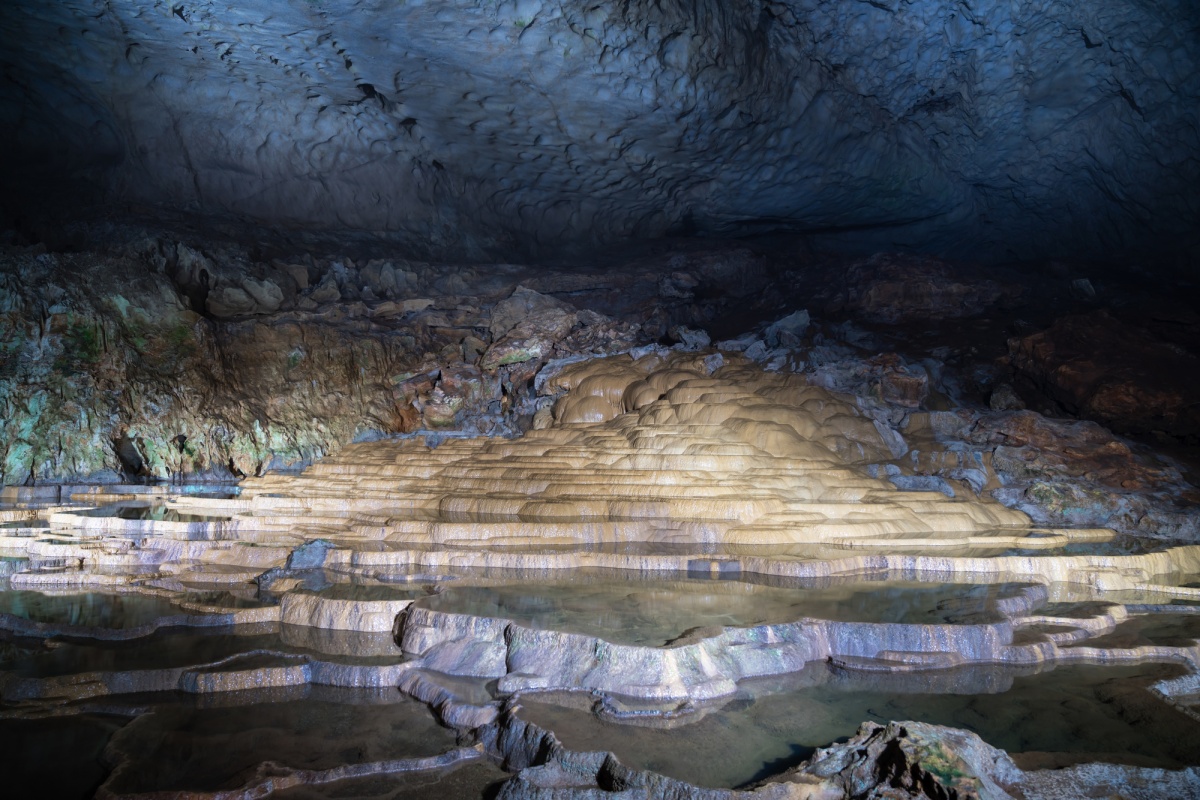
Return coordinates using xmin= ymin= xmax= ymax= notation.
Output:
xmin=2 ymin=0 xmax=1198 ymax=260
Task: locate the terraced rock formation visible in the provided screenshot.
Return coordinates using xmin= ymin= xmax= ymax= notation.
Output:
xmin=2 ymin=350 xmax=1200 ymax=797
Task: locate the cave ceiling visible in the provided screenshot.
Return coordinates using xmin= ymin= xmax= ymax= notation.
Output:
xmin=1 ymin=0 xmax=1197 ymax=262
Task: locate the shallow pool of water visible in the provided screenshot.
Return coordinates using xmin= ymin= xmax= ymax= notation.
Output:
xmin=0 ymin=713 xmax=126 ymax=799
xmin=0 ymin=557 xmax=29 ymax=576
xmin=0 ymin=519 xmax=48 ymax=529
xmin=0 ymin=623 xmax=402 ymax=679
xmin=517 ymin=662 xmax=1199 ymax=788
xmin=998 ymin=536 xmax=1170 ymax=558
xmin=301 ymin=582 xmax=435 ymax=602
xmin=179 ymin=588 xmax=276 ymax=610
xmin=1065 ymin=613 xmax=1200 ymax=649
xmin=270 ymin=760 xmax=509 ymax=800
xmin=95 ymin=686 xmax=457 ymax=795
xmin=0 ymin=590 xmax=183 ymax=629
xmin=0 ymin=627 xmax=284 ymax=678
xmin=82 ymin=504 xmax=231 ymax=523
xmin=417 ymin=579 xmax=1028 ymax=645
xmin=1037 ymin=601 xmax=1117 ymax=619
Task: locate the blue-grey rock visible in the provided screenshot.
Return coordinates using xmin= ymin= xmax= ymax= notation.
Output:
xmin=764 ymin=310 xmax=810 ymax=348
xmin=889 ymin=474 xmax=956 ymax=498
xmin=287 ymin=538 xmax=336 ymax=570
xmin=2 ymin=0 xmax=1194 ymax=260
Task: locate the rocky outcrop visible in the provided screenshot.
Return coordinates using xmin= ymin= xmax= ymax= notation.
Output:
xmin=482 ymin=288 xmax=580 ymax=371
xmin=1010 ymin=311 xmax=1200 ymax=441
xmin=783 ymin=721 xmax=1018 ymax=799
xmin=912 ymin=409 xmax=1200 ymax=539
xmin=2 ymin=0 xmax=1197 ymax=260
xmin=0 ymin=238 xmax=658 ymax=484
xmin=3 ymin=229 xmax=1198 ymax=546
xmin=0 ymin=245 xmax=430 ymax=482
xmin=3 ymin=343 xmax=1200 ymax=798
xmin=837 ymin=254 xmax=1019 ymax=324
xmin=494 ymin=713 xmax=1200 ymax=799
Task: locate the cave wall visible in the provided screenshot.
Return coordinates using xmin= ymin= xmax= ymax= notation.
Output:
xmin=1 ymin=0 xmax=1196 ymax=260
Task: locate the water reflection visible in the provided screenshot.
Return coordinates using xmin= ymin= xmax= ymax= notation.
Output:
xmin=0 ymin=590 xmax=182 ymax=628
xmin=518 ymin=661 xmax=1200 ymax=788
xmin=419 ymin=579 xmax=1029 ymax=646
xmin=81 ymin=504 xmax=232 ymax=523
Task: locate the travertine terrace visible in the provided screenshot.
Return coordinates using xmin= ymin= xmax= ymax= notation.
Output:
xmin=3 ymin=353 xmax=1200 ymax=797
xmin=240 ymin=353 xmax=1030 ymax=553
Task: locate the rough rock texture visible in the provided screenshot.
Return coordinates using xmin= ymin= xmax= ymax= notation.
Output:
xmin=1010 ymin=311 xmax=1200 ymax=441
xmin=789 ymin=721 xmax=1019 ymax=799
xmin=496 ymin=713 xmax=1200 ymax=799
xmin=3 ymin=230 xmax=1198 ymax=543
xmin=2 ymin=0 xmax=1197 ymax=260
xmin=916 ymin=409 xmax=1200 ymax=539
xmin=837 ymin=254 xmax=1019 ymax=324
xmin=0 ymin=245 xmax=429 ymax=482
xmin=0 ymin=238 xmax=655 ymax=483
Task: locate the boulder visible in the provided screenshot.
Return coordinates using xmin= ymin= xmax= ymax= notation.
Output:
xmin=241 ymin=278 xmax=283 ymax=313
xmin=1010 ymin=310 xmax=1200 ymax=439
xmin=308 ymin=273 xmax=342 ymax=304
xmin=764 ymin=310 xmax=810 ymax=347
xmin=988 ymin=384 xmax=1025 ymax=411
xmin=274 ymin=261 xmax=310 ymax=290
xmin=489 ymin=286 xmax=576 ymax=340
xmin=668 ymin=325 xmax=710 ymax=350
xmin=206 ymin=286 xmax=256 ymax=318
xmin=482 ymin=307 xmax=578 ymax=370
xmin=360 ymin=260 xmax=398 ymax=298
xmin=791 ymin=721 xmax=1020 ymax=799
xmin=843 ymin=254 xmax=1015 ymax=323
xmin=880 ymin=365 xmax=929 ymax=409
xmin=482 ymin=288 xmax=579 ymax=371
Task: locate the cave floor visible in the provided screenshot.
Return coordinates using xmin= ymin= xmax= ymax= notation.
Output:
xmin=3 ymin=353 xmax=1200 ymax=799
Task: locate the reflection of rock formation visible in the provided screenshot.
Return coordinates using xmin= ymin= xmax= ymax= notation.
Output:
xmin=98 ymin=687 xmax=476 ymax=798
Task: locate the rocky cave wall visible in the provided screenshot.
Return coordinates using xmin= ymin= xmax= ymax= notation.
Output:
xmin=1 ymin=0 xmax=1197 ymax=261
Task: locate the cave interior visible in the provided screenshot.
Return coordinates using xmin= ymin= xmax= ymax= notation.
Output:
xmin=1 ymin=1 xmax=1199 ymax=799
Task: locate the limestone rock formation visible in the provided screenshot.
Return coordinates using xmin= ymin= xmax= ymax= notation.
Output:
xmin=911 ymin=409 xmax=1200 ymax=539
xmin=2 ymin=3 xmax=1200 ymax=797
xmin=2 ymin=0 xmax=1197 ymax=260
xmin=3 ymin=328 xmax=1200 ymax=797
xmin=1010 ymin=310 xmax=1200 ymax=441
xmin=839 ymin=254 xmax=1018 ymax=324
xmin=0 ymin=237 xmax=666 ymax=484
xmin=788 ymin=721 xmax=1019 ymax=799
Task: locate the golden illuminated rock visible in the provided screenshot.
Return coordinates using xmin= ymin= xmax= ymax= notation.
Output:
xmin=222 ymin=352 xmax=1029 ymax=552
